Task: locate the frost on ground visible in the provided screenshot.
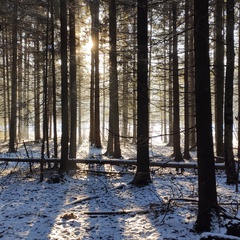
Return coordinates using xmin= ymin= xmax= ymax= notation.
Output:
xmin=0 ymin=142 xmax=239 ymax=240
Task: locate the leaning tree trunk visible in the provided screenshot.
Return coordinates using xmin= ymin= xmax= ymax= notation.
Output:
xmin=194 ymin=0 xmax=219 ymax=232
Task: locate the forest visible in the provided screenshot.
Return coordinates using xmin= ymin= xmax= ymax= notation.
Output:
xmin=0 ymin=0 xmax=240 ymax=239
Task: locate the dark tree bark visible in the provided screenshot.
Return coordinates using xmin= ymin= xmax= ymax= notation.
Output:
xmin=69 ymin=0 xmax=77 ymax=162
xmin=17 ymin=34 xmax=23 ymax=142
xmin=23 ymin=40 xmax=30 ymax=139
xmin=163 ymin=38 xmax=168 ymax=143
xmin=34 ymin=34 xmax=41 ymax=141
xmin=189 ymin=0 xmax=196 ymax=150
xmin=224 ymin=0 xmax=237 ymax=184
xmin=132 ymin=13 xmax=137 ymax=144
xmin=2 ymin=22 xmax=8 ymax=142
xmin=238 ymin=5 xmax=240 ymax=158
xmin=89 ymin=31 xmax=95 ymax=145
xmin=6 ymin=30 xmax=11 ymax=141
xmin=167 ymin=2 xmax=174 ymax=147
xmin=102 ymin=52 xmax=106 ymax=141
xmin=214 ymin=0 xmax=224 ymax=161
xmin=78 ymin=55 xmax=82 ymax=145
xmin=132 ymin=0 xmax=151 ymax=186
xmin=121 ymin=12 xmax=129 ymax=146
xmin=183 ymin=0 xmax=191 ymax=160
xmin=51 ymin=0 xmax=58 ymax=159
xmin=59 ymin=0 xmax=69 ymax=172
xmin=122 ymin=59 xmax=128 ymax=146
xmin=89 ymin=0 xmax=101 ymax=148
xmin=105 ymin=0 xmax=121 ymax=158
xmin=42 ymin=0 xmax=50 ymax=160
xmin=194 ymin=0 xmax=219 ymax=232
xmin=172 ymin=2 xmax=183 ymax=163
xmin=93 ymin=1 xmax=101 ymax=149
xmin=9 ymin=0 xmax=18 ymax=152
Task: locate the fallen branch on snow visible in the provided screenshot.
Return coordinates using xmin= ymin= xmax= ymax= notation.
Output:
xmin=64 ymin=184 xmax=129 ymax=209
xmin=64 ymin=196 xmax=99 ymax=207
xmin=84 ymin=209 xmax=150 ymax=215
xmin=200 ymin=232 xmax=240 ymax=240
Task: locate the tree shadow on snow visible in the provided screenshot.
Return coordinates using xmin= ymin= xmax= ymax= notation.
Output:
xmin=0 ymin=163 xmax=70 ymax=240
xmin=79 ymin=147 xmax=125 ymax=239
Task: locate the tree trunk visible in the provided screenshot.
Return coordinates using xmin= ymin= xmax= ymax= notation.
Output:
xmin=18 ymin=34 xmax=23 ymax=142
xmin=89 ymin=0 xmax=101 ymax=148
xmin=194 ymin=0 xmax=219 ymax=232
xmin=105 ymin=0 xmax=121 ymax=158
xmin=77 ymin=57 xmax=82 ymax=145
xmin=9 ymin=0 xmax=18 ymax=152
xmin=69 ymin=0 xmax=77 ymax=162
xmin=224 ymin=0 xmax=237 ymax=184
xmin=51 ymin=0 xmax=58 ymax=159
xmin=132 ymin=0 xmax=151 ymax=186
xmin=167 ymin=3 xmax=174 ymax=147
xmin=122 ymin=18 xmax=129 ymax=146
xmin=89 ymin=35 xmax=95 ymax=145
xmin=163 ymin=11 xmax=168 ymax=144
xmin=102 ymin=52 xmax=106 ymax=142
xmin=2 ymin=23 xmax=8 ymax=142
xmin=42 ymin=0 xmax=50 ymax=160
xmin=132 ymin=14 xmax=137 ymax=144
xmin=214 ymin=0 xmax=224 ymax=161
xmin=59 ymin=0 xmax=69 ymax=172
xmin=172 ymin=2 xmax=183 ymax=163
xmin=238 ymin=5 xmax=240 ymax=158
xmin=34 ymin=33 xmax=41 ymax=141
xmin=93 ymin=1 xmax=101 ymax=149
xmin=189 ymin=0 xmax=196 ymax=150
xmin=183 ymin=0 xmax=191 ymax=160
xmin=24 ymin=44 xmax=30 ymax=139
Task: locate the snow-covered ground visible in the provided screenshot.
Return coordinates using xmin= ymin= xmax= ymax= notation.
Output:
xmin=0 ymin=141 xmax=239 ymax=240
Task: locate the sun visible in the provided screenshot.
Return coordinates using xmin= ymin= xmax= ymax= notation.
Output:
xmin=83 ymin=38 xmax=93 ymax=53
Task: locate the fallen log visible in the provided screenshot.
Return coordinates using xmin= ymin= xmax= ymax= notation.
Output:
xmin=0 ymin=157 xmax=226 ymax=170
xmin=84 ymin=209 xmax=150 ymax=215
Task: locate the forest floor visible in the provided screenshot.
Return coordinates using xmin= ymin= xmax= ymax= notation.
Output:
xmin=0 ymin=141 xmax=239 ymax=240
